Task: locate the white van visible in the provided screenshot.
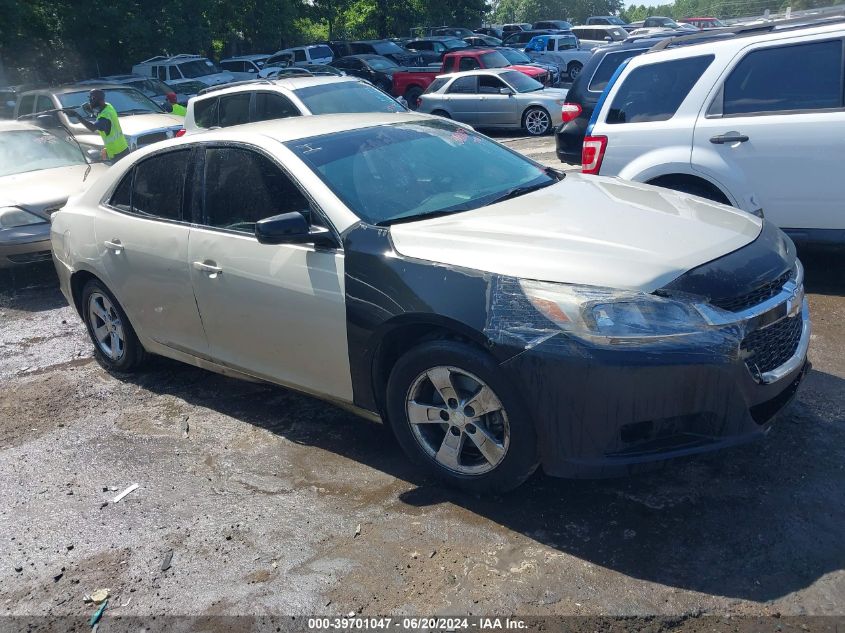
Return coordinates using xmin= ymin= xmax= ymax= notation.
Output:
xmin=276 ymin=45 xmax=334 ymax=65
xmin=131 ymin=55 xmax=235 ymax=88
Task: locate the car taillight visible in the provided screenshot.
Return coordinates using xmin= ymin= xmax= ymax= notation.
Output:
xmin=561 ymin=102 xmax=582 ymax=124
xmin=175 ymin=128 xmax=186 ymax=137
xmin=581 ymin=135 xmax=607 ymax=175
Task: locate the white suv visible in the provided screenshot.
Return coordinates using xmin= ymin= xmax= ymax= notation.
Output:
xmin=583 ymin=19 xmax=845 ymax=244
xmin=183 ymin=76 xmax=407 ymax=134
xmin=132 ymin=55 xmax=235 ymax=88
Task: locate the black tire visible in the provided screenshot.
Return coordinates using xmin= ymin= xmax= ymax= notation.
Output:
xmin=81 ymin=278 xmax=146 ymax=372
xmin=386 ymin=340 xmax=539 ymax=494
xmin=567 ymin=61 xmax=583 ymax=80
xmin=404 ymin=86 xmax=424 ymax=110
xmin=522 ymin=106 xmax=552 ymax=136
xmin=430 ymin=109 xmax=451 ymax=119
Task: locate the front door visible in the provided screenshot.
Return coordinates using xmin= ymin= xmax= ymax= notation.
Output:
xmin=692 ymin=36 xmax=845 ymax=231
xmin=187 ymin=144 xmax=352 ymax=401
xmin=94 ymin=148 xmax=210 ymax=357
xmin=476 ymin=74 xmax=519 ymax=126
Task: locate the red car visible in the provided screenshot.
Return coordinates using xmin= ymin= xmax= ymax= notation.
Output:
xmin=391 ymin=48 xmax=549 ymax=108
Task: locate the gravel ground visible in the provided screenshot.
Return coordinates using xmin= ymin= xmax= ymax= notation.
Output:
xmin=1 ymin=135 xmax=843 ymax=626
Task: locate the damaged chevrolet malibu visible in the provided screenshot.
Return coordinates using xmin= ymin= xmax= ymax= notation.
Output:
xmin=51 ymin=113 xmax=810 ymax=493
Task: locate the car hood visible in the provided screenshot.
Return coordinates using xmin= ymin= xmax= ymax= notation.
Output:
xmin=119 ymin=113 xmax=183 ymax=134
xmin=389 ymin=174 xmax=763 ymax=292
xmin=510 ymin=64 xmax=546 ymax=75
xmin=0 ymin=163 xmax=108 ymax=216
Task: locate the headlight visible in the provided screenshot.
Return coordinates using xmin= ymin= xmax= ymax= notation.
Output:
xmin=0 ymin=206 xmax=48 ymax=229
xmin=520 ymin=279 xmax=713 ymax=342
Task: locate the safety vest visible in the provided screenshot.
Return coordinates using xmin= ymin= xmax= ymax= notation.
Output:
xmin=96 ymin=103 xmax=129 ymax=159
xmin=170 ymin=103 xmax=187 ymax=117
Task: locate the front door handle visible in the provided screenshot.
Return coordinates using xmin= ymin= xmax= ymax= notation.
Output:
xmin=710 ymin=132 xmax=749 ymax=144
xmin=192 ymin=260 xmax=223 ymax=277
xmin=104 ymin=240 xmax=123 ymax=254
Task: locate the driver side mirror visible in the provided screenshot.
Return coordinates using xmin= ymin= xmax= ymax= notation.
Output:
xmin=499 ymin=87 xmax=513 ymax=95
xmin=604 ymin=36 xmax=613 ymax=41
xmin=255 ymin=211 xmax=337 ymax=247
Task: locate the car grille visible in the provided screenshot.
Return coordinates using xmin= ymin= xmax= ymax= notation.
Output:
xmin=710 ymin=270 xmax=793 ymax=313
xmin=741 ymin=315 xmax=803 ymax=375
xmin=136 ymin=132 xmax=169 ymax=146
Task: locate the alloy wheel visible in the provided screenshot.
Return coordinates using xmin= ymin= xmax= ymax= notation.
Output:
xmin=405 ymin=366 xmax=510 ymax=475
xmin=88 ymin=292 xmax=126 ymax=361
xmin=525 ymin=109 xmax=550 ymax=135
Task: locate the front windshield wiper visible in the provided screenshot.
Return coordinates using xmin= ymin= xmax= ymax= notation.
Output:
xmin=486 ymin=178 xmax=558 ymax=205
xmin=120 ymin=108 xmax=156 ymax=115
xmin=377 ymin=207 xmax=470 ymax=227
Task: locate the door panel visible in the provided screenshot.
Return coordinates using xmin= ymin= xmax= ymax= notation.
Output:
xmin=188 ymin=145 xmax=352 ymax=400
xmin=94 ymin=152 xmax=209 ymax=356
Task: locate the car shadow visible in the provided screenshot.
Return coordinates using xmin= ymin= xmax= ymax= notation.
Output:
xmin=120 ymin=354 xmax=845 ymax=604
xmin=0 ymin=262 xmax=66 ymax=312
xmin=798 ymin=243 xmax=845 ymax=296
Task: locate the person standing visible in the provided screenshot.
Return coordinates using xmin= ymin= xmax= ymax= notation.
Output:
xmin=73 ymin=89 xmax=130 ymax=162
xmin=163 ymin=93 xmax=187 ymax=117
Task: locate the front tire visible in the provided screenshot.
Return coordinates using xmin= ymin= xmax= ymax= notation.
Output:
xmin=81 ymin=279 xmax=145 ymax=372
xmin=386 ymin=341 xmax=539 ymax=494
xmin=523 ymin=107 xmax=551 ymax=136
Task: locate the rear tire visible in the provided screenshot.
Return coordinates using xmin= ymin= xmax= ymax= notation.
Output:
xmin=81 ymin=279 xmax=146 ymax=373
xmin=404 ymin=86 xmax=424 ymax=111
xmin=567 ymin=61 xmax=583 ymax=80
xmin=386 ymin=340 xmax=539 ymax=494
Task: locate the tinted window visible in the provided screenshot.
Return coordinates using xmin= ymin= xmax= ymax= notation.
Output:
xmin=132 ymin=150 xmax=190 ymax=220
xmin=588 ymin=49 xmax=647 ymax=92
xmin=294 ymin=49 xmax=306 ymax=62
xmin=194 ymin=98 xmax=218 ymax=128
xmin=424 ymin=77 xmax=450 ymax=93
xmin=218 ymin=93 xmax=251 ymax=127
xmin=448 ymin=76 xmax=477 ymax=94
xmin=253 ymin=92 xmax=301 ymax=121
xmin=459 ymin=56 xmax=480 ymax=71
xmin=17 ymin=94 xmax=35 ymax=115
xmin=221 ymin=61 xmax=243 ymax=72
xmin=479 ymin=75 xmax=506 ymax=94
xmin=310 ymin=45 xmax=333 ymax=59
xmin=110 ymin=171 xmax=133 ymax=212
xmin=156 ymin=66 xmax=167 ymax=81
xmin=35 ymin=96 xmax=53 ymax=113
xmin=202 ymin=147 xmax=309 ymax=233
xmin=722 ymin=40 xmax=843 ymax=115
xmin=607 ymin=55 xmax=713 ymax=123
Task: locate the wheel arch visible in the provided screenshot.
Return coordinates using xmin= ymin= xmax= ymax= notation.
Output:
xmin=646 ymin=172 xmax=733 ymax=206
xmin=69 ymin=268 xmax=106 ymax=317
xmin=369 ymin=314 xmax=492 ymax=414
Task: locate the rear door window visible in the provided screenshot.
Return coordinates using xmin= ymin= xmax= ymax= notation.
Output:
xmin=253 ymin=92 xmax=301 ymax=122
xmin=607 ymin=55 xmax=713 ymax=123
xmin=294 ymin=49 xmax=306 ymax=62
xmin=588 ymin=49 xmax=647 ymax=92
xmin=35 ymin=96 xmax=53 ymax=113
xmin=720 ymin=40 xmax=843 ymax=116
xmin=131 ymin=150 xmax=191 ymax=221
xmin=17 ymin=94 xmax=36 ymax=115
xmin=217 ymin=93 xmax=251 ymax=127
xmin=448 ymin=76 xmax=477 ymax=94
xmin=193 ymin=98 xmax=219 ymax=128
xmin=424 ymin=78 xmax=449 ymax=93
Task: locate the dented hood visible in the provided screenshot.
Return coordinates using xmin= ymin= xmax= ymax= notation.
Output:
xmin=389 ymin=174 xmax=763 ymax=292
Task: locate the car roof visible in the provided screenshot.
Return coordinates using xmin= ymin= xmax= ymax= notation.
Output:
xmin=193 ymin=75 xmax=361 ymax=99
xmin=436 ymin=68 xmax=516 ymax=80
xmin=21 ymin=83 xmax=128 ymax=97
xmin=411 ymin=36 xmax=464 ymax=41
xmin=223 ymin=54 xmax=271 ymax=61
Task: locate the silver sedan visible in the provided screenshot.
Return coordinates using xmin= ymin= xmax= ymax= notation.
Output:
xmin=417 ymin=68 xmax=568 ymax=136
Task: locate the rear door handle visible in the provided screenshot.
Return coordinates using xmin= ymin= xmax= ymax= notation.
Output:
xmin=710 ymin=132 xmax=749 ymax=144
xmin=104 ymin=240 xmax=123 ymax=253
xmin=193 ymin=260 xmax=223 ymax=277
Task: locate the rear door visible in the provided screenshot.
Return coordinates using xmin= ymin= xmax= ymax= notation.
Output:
xmin=692 ymin=36 xmax=845 ymax=231
xmin=443 ymin=75 xmax=479 ymax=124
xmin=187 ymin=144 xmax=351 ymax=399
xmin=95 ymin=148 xmax=209 ymax=356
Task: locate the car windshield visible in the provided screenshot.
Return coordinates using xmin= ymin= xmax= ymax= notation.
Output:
xmin=295 ymin=81 xmax=406 ymax=114
xmin=178 ymin=59 xmax=222 ymax=78
xmin=479 ymin=51 xmax=510 ymax=68
xmin=499 ymin=48 xmax=531 ymax=64
xmin=175 ymin=80 xmax=208 ymax=94
xmin=373 ymin=41 xmax=406 ymax=55
xmin=0 ymin=129 xmax=86 ymax=177
xmin=367 ymin=56 xmax=399 ymax=70
xmin=501 ymin=70 xmax=543 ymax=92
xmin=605 ymin=17 xmax=627 ymax=25
xmin=59 ymin=88 xmax=163 ymax=114
xmin=286 ymin=121 xmax=554 ymax=225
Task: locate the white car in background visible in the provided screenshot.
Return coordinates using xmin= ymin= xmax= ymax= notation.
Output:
xmin=275 ymin=44 xmax=334 ymax=65
xmin=131 ymin=55 xmax=236 ymax=88
xmin=569 ymin=25 xmax=629 ymax=49
xmin=0 ymin=121 xmax=107 ymax=267
xmin=583 ymin=18 xmax=845 ymax=244
xmin=220 ymin=54 xmax=271 ymax=80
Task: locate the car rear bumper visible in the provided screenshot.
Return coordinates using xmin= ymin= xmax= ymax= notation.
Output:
xmin=499 ymin=302 xmax=811 ymax=478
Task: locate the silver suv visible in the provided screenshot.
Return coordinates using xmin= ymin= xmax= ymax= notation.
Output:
xmin=131 ymin=54 xmax=235 ymax=88
xmin=183 ymin=76 xmax=407 ymax=134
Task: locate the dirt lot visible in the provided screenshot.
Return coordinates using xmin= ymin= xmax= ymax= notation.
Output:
xmin=1 ymin=135 xmax=843 ymax=625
